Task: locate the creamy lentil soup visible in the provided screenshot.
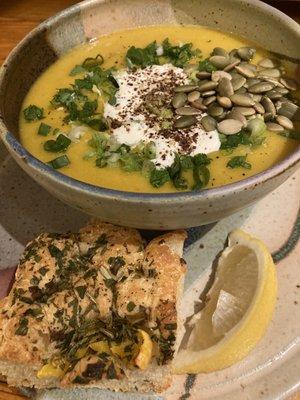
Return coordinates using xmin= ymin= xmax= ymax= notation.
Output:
xmin=19 ymin=25 xmax=299 ymax=193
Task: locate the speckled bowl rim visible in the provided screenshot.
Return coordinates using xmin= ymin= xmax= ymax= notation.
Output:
xmin=0 ymin=0 xmax=300 ymax=203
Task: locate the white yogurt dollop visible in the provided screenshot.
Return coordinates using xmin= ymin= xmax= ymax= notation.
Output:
xmin=104 ymin=64 xmax=220 ymax=168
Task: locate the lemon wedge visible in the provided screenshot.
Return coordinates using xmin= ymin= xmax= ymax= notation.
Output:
xmin=173 ymin=229 xmax=277 ymax=374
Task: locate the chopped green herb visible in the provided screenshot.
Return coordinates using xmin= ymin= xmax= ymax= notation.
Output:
xmin=82 ymin=54 xmax=104 ymax=70
xmin=165 ymin=323 xmax=177 ymax=330
xmin=150 ymin=168 xmax=170 ymax=188
xmin=69 ymin=65 xmax=86 ymax=76
xmin=39 ymin=267 xmax=49 ymax=276
xmin=38 ymin=122 xmax=51 ymax=136
xmin=119 ymin=153 xmax=143 ymax=172
xmin=44 ymin=134 xmax=71 ymax=152
xmin=23 ymin=105 xmax=44 ymax=121
xmin=126 ymin=41 xmax=158 ymax=69
xmin=220 ymin=130 xmax=251 ymax=150
xmin=162 ymin=38 xmax=201 ymax=68
xmin=180 ymin=155 xmax=194 ymax=171
xmin=193 ymin=165 xmax=210 ymax=190
xmin=108 ymin=256 xmax=126 ymax=275
xmin=198 ymin=59 xmax=217 ymax=73
xmin=127 ymin=301 xmax=136 ymax=312
xmin=227 ymin=155 xmax=252 ymax=169
xmin=48 ymin=155 xmax=70 ymax=169
xmin=75 ymin=285 xmax=87 ymax=299
xmin=15 ymin=317 xmax=29 ymax=336
xmin=168 ymin=154 xmax=188 ymax=190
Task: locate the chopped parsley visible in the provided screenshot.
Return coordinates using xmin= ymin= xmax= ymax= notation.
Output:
xmin=23 ymin=105 xmax=44 ymax=121
xmin=15 ymin=317 xmax=29 ymax=336
xmin=198 ymin=58 xmax=217 ymax=73
xmin=150 ymin=168 xmax=171 ymax=188
xmin=127 ymin=301 xmax=136 ymax=312
xmin=227 ymin=155 xmax=252 ymax=169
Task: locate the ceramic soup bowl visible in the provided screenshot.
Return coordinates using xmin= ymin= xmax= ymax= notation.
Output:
xmin=0 ymin=0 xmax=299 ymax=230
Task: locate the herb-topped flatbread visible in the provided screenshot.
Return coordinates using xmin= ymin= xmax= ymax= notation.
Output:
xmin=0 ymin=221 xmax=186 ymax=393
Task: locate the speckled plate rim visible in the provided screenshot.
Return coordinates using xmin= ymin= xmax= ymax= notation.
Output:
xmin=0 ymin=0 xmax=300 ymax=203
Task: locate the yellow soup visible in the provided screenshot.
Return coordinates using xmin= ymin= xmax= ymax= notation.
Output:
xmin=19 ymin=25 xmax=299 ymax=193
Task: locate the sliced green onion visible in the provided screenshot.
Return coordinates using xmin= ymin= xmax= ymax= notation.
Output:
xmin=48 ymin=155 xmax=70 ymax=169
xmin=43 ymin=134 xmax=71 ymax=152
xmin=38 ymin=123 xmax=51 ymax=136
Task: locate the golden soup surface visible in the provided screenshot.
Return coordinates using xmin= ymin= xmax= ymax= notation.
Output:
xmin=19 ymin=25 xmax=299 ymax=193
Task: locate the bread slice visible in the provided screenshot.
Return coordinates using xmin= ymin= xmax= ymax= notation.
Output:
xmin=0 ymin=221 xmax=186 ymax=393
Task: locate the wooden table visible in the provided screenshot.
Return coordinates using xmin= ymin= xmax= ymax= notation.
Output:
xmin=0 ymin=1 xmax=299 ymax=399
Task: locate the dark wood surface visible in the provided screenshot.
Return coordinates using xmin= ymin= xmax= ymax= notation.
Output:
xmin=0 ymin=1 xmax=299 ymax=399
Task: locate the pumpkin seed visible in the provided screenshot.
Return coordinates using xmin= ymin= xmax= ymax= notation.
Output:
xmin=174 ymin=115 xmax=197 ymax=128
xmin=265 ymin=90 xmax=282 ymax=100
xmin=211 ymin=70 xmax=232 ymax=82
xmin=201 ymin=115 xmax=217 ymax=132
xmin=279 ymin=77 xmax=298 ymax=91
xmin=209 ymin=55 xmax=231 ymax=69
xmin=237 ymin=47 xmax=256 ymax=61
xmin=246 ymin=78 xmax=261 ymax=87
xmin=249 ymin=82 xmax=274 ymax=93
xmin=235 ymin=64 xmax=256 ymax=78
xmin=187 ymin=91 xmax=201 ymax=102
xmin=226 ymin=109 xmax=247 ymax=126
xmin=196 ymin=71 xmax=211 ymax=79
xmin=264 ymin=112 xmax=274 ymax=122
xmin=207 ymin=104 xmax=224 ymax=117
xmin=202 ymin=96 xmax=217 ymax=106
xmin=174 ymin=84 xmax=199 ymax=93
xmin=218 ymin=78 xmax=234 ymax=97
xmin=230 ymin=93 xmax=255 ymax=107
xmin=262 ymin=77 xmax=284 ymax=88
xmin=253 ymin=102 xmax=265 ymax=114
xmin=235 ymin=87 xmax=247 ymax=94
xmin=202 ymin=90 xmax=216 ymax=97
xmin=190 ymin=99 xmax=207 ymax=111
xmin=232 ymin=76 xmax=247 ymax=91
xmin=276 ymin=115 xmax=294 ymax=130
xmin=175 ymin=106 xmax=202 ymax=116
xmin=266 ymin=122 xmax=284 ymax=132
xmin=233 ymin=106 xmax=256 ymax=116
xmin=277 ymin=101 xmax=300 ymax=121
xmin=217 ymin=119 xmax=243 ymax=135
xmin=261 ymin=96 xmax=276 ymax=116
xmin=198 ymin=81 xmax=218 ymax=92
xmin=217 ymin=96 xmax=232 ymax=108
xmin=223 ymin=60 xmax=241 ymax=72
xmin=276 ymin=87 xmax=289 ymax=95
xmin=258 ymin=58 xmax=278 ymax=69
xmin=172 ymin=92 xmax=187 ymax=108
xmin=257 ymin=68 xmax=281 ymax=78
xmin=229 ymin=49 xmax=239 ymax=58
xmin=251 ymin=94 xmax=262 ymax=102
xmin=212 ymin=47 xmax=228 ymax=57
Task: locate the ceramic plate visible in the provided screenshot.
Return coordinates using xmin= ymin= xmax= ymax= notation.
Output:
xmin=0 ymin=141 xmax=299 ymax=400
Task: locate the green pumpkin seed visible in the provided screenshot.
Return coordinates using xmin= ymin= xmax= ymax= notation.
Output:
xmin=226 ymin=109 xmax=247 ymax=126
xmin=264 ymin=112 xmax=274 ymax=122
xmin=262 ymin=77 xmax=284 ymax=88
xmin=251 ymin=94 xmax=262 ymax=102
xmin=237 ymin=47 xmax=256 ymax=61
xmin=211 ymin=70 xmax=232 ymax=82
xmin=209 ymin=55 xmax=231 ymax=69
xmin=212 ymin=47 xmax=229 ymax=57
xmin=266 ymin=122 xmax=284 ymax=132
xmin=207 ymin=104 xmax=224 ymax=117
xmin=258 ymin=58 xmax=278 ymax=69
xmin=198 ymin=81 xmax=218 ymax=92
xmin=190 ymin=99 xmax=207 ymax=111
xmin=276 ymin=115 xmax=294 ymax=130
xmin=235 ymin=64 xmax=256 ymax=78
xmin=202 ymin=90 xmax=216 ymax=97
xmin=277 ymin=101 xmax=300 ymax=120
xmin=261 ymin=97 xmax=276 ymax=116
xmin=187 ymin=91 xmax=201 ymax=102
xmin=202 ymin=96 xmax=217 ymax=106
xmin=201 ymin=115 xmax=217 ymax=132
xmin=232 ymin=76 xmax=246 ymax=91
xmin=217 ymin=119 xmax=243 ymax=135
xmin=174 ymin=115 xmax=197 ymax=128
xmin=174 ymin=84 xmax=199 ymax=93
xmin=265 ymin=90 xmax=282 ymax=100
xmin=257 ymin=68 xmax=281 ymax=78
xmin=246 ymin=78 xmax=261 ymax=87
xmin=218 ymin=78 xmax=234 ymax=97
xmin=217 ymin=96 xmax=232 ymax=108
xmin=233 ymin=106 xmax=256 ymax=116
xmin=235 ymin=87 xmax=247 ymax=94
xmin=253 ymin=102 xmax=265 ymax=114
xmin=230 ymin=93 xmax=255 ymax=107
xmin=172 ymin=92 xmax=187 ymax=108
xmin=175 ymin=106 xmax=201 ymax=116
xmin=223 ymin=60 xmax=241 ymax=72
xmin=248 ymin=82 xmax=274 ymax=94
xmin=196 ymin=71 xmax=211 ymax=79
xmin=279 ymin=77 xmax=298 ymax=91
xmin=276 ymin=87 xmax=289 ymax=95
